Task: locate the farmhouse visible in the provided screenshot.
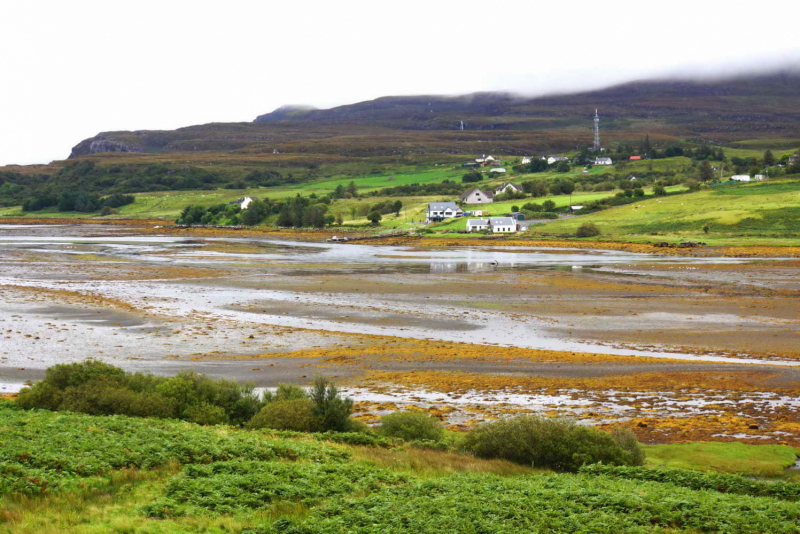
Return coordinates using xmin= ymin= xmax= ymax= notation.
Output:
xmin=731 ymin=175 xmax=752 ymax=182
xmin=460 ymin=188 xmax=494 ymax=204
xmin=475 ymin=155 xmax=496 ymax=164
xmin=489 ymin=217 xmax=516 ymax=233
xmin=426 ymin=201 xmax=463 ymax=222
xmin=547 ymin=156 xmax=569 ymax=165
xmin=230 ymin=196 xmax=259 ymax=209
xmin=594 ymin=157 xmax=613 ymax=165
xmin=495 ymin=183 xmax=523 ymax=195
xmin=466 ymin=218 xmax=490 ymax=231
xmin=521 ymin=157 xmax=532 ymax=164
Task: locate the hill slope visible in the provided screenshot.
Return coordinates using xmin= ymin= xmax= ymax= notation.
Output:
xmin=69 ymin=72 xmax=800 ymax=159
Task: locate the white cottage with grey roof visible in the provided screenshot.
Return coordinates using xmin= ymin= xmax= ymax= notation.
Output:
xmin=466 ymin=218 xmax=490 ymax=231
xmin=489 ymin=217 xmax=516 ymax=233
xmin=426 ymin=201 xmax=463 ymax=223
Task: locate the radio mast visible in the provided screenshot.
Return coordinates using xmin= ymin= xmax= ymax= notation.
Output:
xmin=593 ymin=109 xmax=601 ymax=152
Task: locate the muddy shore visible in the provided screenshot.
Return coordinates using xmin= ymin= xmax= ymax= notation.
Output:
xmin=1 ymin=222 xmax=799 ymax=444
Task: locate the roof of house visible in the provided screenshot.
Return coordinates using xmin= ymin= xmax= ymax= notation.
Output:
xmin=489 ymin=217 xmax=515 ymax=226
xmin=629 ymin=156 xmax=642 ymax=160
xmin=460 ymin=189 xmax=494 ymax=201
xmin=496 ymin=183 xmax=522 ymax=190
xmin=467 ymin=219 xmax=490 ymax=226
xmin=428 ymin=201 xmax=460 ymax=211
xmin=595 ymin=157 xmax=612 ymax=163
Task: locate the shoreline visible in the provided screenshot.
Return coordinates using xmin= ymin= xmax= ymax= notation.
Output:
xmin=3 ymin=217 xmax=800 ymax=257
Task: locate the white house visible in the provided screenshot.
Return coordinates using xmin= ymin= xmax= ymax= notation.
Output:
xmin=466 ymin=218 xmax=490 ymax=231
xmin=731 ymin=175 xmax=752 ymax=182
xmin=495 ymin=183 xmax=523 ymax=195
xmin=475 ymin=154 xmax=496 ymax=164
xmin=521 ymin=157 xmax=532 ymax=164
xmin=489 ymin=167 xmax=506 ymax=174
xmin=426 ymin=201 xmax=463 ymax=223
xmin=460 ymin=188 xmax=494 ymax=204
xmin=594 ymin=157 xmax=613 ymax=165
xmin=754 ymin=174 xmax=767 ymax=181
xmin=547 ymin=156 xmax=569 ymax=165
xmin=231 ymin=196 xmax=259 ymax=209
xmin=489 ymin=217 xmax=516 ymax=233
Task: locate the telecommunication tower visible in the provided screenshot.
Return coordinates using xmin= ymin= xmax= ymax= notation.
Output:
xmin=593 ymin=109 xmax=601 ymax=152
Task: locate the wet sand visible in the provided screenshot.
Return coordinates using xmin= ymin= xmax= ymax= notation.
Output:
xmin=1 ymin=223 xmax=799 ymax=444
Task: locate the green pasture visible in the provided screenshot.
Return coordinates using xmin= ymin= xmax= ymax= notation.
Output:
xmin=533 ymin=178 xmax=800 ymax=241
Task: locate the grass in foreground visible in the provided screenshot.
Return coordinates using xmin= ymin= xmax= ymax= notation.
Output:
xmin=4 ymin=401 xmax=800 ymax=533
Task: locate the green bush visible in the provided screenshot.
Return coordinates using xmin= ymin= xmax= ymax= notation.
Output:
xmin=575 ymin=222 xmax=601 ymax=237
xmin=378 ymin=411 xmax=444 ymax=442
xmin=310 ymin=377 xmax=354 ymax=432
xmin=460 ymin=416 xmax=645 ymax=472
xmin=16 ymin=362 xmax=264 ymax=426
xmin=246 ymin=399 xmax=321 ymax=432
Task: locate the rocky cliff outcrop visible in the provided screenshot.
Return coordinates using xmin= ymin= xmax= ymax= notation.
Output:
xmin=69 ymin=134 xmax=145 ymax=158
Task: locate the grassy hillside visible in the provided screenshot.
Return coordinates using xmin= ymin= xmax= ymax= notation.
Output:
xmin=533 ymin=178 xmax=800 ymax=244
xmin=2 ymin=401 xmax=800 ymax=534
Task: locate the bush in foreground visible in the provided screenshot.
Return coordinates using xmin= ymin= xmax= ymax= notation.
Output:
xmin=575 ymin=222 xmax=601 ymax=237
xmin=460 ymin=416 xmax=644 ymax=472
xmin=246 ymin=399 xmax=321 ymax=432
xmin=16 ymin=361 xmax=264 ymax=426
xmin=378 ymin=411 xmax=444 ymax=442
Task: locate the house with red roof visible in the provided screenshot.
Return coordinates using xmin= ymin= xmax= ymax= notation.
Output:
xmin=629 ymin=156 xmax=642 ymax=161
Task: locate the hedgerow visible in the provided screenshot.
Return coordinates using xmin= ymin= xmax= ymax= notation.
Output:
xmin=579 ymin=463 xmax=800 ymax=501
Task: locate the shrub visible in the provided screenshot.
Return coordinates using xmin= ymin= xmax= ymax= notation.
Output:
xmin=653 ymin=185 xmax=667 ymax=196
xmin=16 ymin=362 xmax=263 ymax=426
xmin=263 ymin=383 xmax=308 ymax=403
xmin=310 ymin=377 xmax=354 ymax=432
xmin=575 ymin=223 xmax=601 ymax=237
xmin=460 ymin=416 xmax=645 ymax=472
xmin=378 ymin=411 xmax=444 ymax=442
xmin=246 ymin=399 xmax=321 ymax=432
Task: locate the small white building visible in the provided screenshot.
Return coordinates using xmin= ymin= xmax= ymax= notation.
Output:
xmin=754 ymin=174 xmax=767 ymax=181
xmin=521 ymin=157 xmax=532 ymax=165
xmin=489 ymin=167 xmax=506 ymax=174
xmin=231 ymin=196 xmax=259 ymax=210
xmin=570 ymin=205 xmax=584 ymax=213
xmin=594 ymin=157 xmax=613 ymax=165
xmin=731 ymin=175 xmax=752 ymax=182
xmin=489 ymin=217 xmax=517 ymax=233
xmin=475 ymin=154 xmax=496 ymax=164
xmin=426 ymin=201 xmax=463 ymax=222
xmin=460 ymin=188 xmax=494 ymax=204
xmin=466 ymin=218 xmax=490 ymax=231
xmin=495 ymin=183 xmax=523 ymax=195
xmin=547 ymin=156 xmax=569 ymax=165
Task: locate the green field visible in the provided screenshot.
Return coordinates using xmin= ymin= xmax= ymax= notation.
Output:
xmin=533 ymin=178 xmax=800 ymax=243
xmin=2 ymin=401 xmax=800 ymax=534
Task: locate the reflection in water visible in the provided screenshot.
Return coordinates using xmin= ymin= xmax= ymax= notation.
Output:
xmin=429 ymin=262 xmax=499 ymax=273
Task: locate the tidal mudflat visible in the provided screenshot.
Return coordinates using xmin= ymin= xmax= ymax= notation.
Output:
xmin=1 ymin=224 xmax=799 ymax=444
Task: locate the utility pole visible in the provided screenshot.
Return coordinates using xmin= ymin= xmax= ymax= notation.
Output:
xmin=593 ymin=109 xmax=601 ymax=152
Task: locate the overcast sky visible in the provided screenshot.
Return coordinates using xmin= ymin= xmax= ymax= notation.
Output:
xmin=2 ymin=0 xmax=799 ymax=166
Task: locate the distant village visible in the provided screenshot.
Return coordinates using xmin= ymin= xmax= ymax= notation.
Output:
xmin=425 ymin=153 xmax=613 ymax=233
